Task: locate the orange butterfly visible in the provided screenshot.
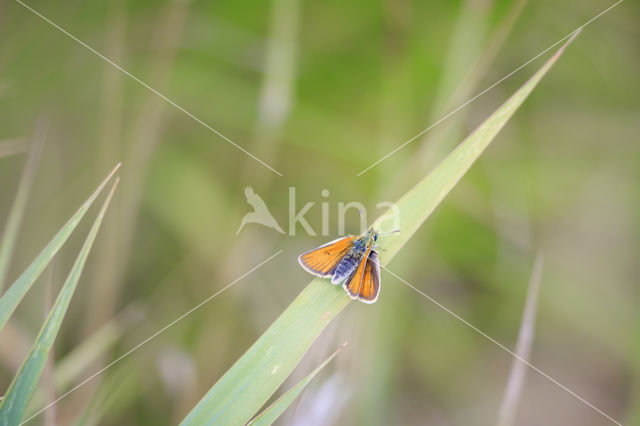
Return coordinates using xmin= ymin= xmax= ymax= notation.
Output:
xmin=298 ymin=227 xmax=397 ymax=304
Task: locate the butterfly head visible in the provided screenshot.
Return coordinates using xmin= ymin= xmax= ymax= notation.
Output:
xmin=367 ymin=226 xmax=399 ymax=244
xmin=360 ymin=227 xmax=378 ymax=248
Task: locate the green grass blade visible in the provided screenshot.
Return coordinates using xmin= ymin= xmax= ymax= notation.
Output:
xmin=0 ymin=164 xmax=120 ymax=332
xmin=0 ymin=179 xmax=119 ymax=425
xmin=181 ymin=279 xmax=349 ymax=426
xmin=247 ymin=343 xmax=347 ymax=426
xmin=53 ymin=305 xmax=143 ymax=392
xmin=26 ymin=305 xmax=143 ymax=412
xmin=181 ymin=34 xmax=577 ymax=426
xmin=0 ymin=127 xmax=45 ymax=293
xmin=71 ymin=359 xmax=142 ymax=426
xmin=373 ymin=31 xmax=579 ymax=265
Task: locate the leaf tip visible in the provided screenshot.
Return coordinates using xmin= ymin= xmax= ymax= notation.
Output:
xmin=109 ymin=162 xmax=122 ymax=177
xmin=553 ymin=28 xmax=582 ymax=61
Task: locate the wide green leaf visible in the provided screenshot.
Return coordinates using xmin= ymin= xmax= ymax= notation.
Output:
xmin=181 ymin=34 xmax=577 ymax=426
xmin=0 ymin=179 xmax=119 ymax=424
xmin=0 ymin=164 xmax=120 ymax=332
xmin=247 ymin=343 xmax=347 ymax=426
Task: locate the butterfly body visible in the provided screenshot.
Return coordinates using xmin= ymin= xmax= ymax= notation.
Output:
xmin=330 ymin=232 xmax=371 ymax=283
xmin=298 ymin=227 xmax=383 ymax=303
xmin=332 ymin=253 xmax=362 ymax=284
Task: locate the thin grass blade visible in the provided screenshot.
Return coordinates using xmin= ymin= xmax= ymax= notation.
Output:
xmin=0 ymin=126 xmax=45 ymax=292
xmin=496 ymin=253 xmax=544 ymax=426
xmin=247 ymin=342 xmax=347 ymax=426
xmin=181 ymin=34 xmax=578 ymax=426
xmin=71 ymin=359 xmax=142 ymax=426
xmin=26 ymin=305 xmax=143 ymax=411
xmin=0 ymin=164 xmax=120 ymax=332
xmin=0 ymin=179 xmax=119 ymax=424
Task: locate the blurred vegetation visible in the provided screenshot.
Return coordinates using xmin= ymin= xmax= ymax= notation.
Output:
xmin=0 ymin=0 xmax=638 ymax=425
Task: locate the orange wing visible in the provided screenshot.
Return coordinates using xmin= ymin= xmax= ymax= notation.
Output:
xmin=343 ymin=247 xmax=372 ymax=299
xmin=358 ymin=250 xmax=380 ymax=303
xmin=298 ymin=236 xmax=355 ymax=278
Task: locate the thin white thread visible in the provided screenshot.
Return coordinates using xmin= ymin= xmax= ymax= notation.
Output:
xmin=21 ymin=250 xmax=283 ymax=424
xmin=380 ymin=264 xmax=622 ymax=426
xmin=13 ymin=0 xmax=283 ymax=176
xmin=356 ymin=0 xmax=623 ymax=176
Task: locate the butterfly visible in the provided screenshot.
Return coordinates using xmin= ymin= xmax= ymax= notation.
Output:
xmin=298 ymin=227 xmax=397 ymax=304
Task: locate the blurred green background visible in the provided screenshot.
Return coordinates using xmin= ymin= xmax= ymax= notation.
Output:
xmin=0 ymin=0 xmax=638 ymax=424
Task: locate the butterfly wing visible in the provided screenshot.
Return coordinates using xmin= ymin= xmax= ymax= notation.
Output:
xmin=343 ymin=247 xmax=372 ymax=299
xmin=298 ymin=236 xmax=355 ymax=278
xmin=358 ymin=250 xmax=380 ymax=303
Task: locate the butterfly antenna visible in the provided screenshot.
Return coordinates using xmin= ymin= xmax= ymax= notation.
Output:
xmin=378 ymin=229 xmax=400 ymax=236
